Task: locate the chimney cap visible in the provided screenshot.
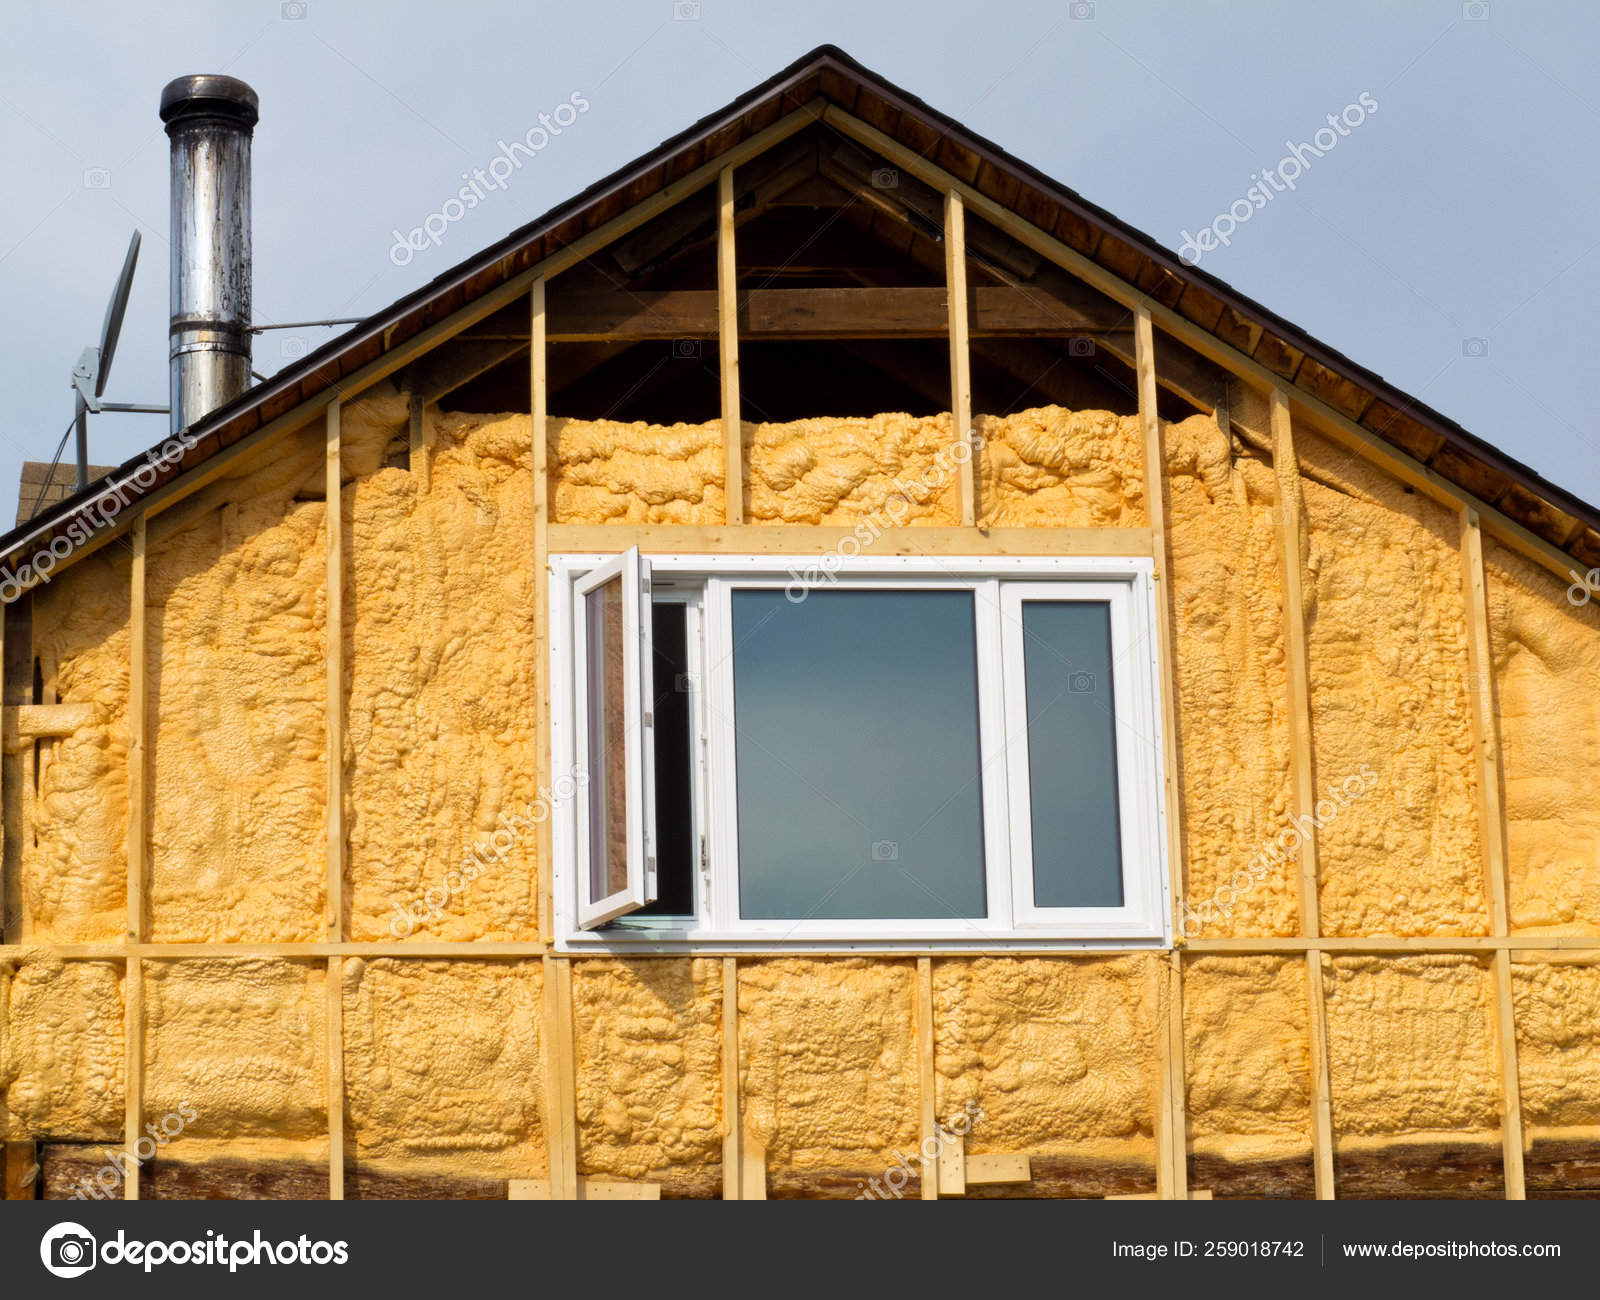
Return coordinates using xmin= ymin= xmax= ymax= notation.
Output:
xmin=159 ymin=75 xmax=259 ymax=129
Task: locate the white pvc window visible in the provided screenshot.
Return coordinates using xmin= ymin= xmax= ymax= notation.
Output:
xmin=572 ymin=547 xmax=656 ymax=927
xmin=552 ymin=555 xmax=1168 ymax=950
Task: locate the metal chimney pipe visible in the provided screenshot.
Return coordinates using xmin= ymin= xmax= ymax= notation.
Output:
xmin=160 ymin=75 xmax=258 ymax=435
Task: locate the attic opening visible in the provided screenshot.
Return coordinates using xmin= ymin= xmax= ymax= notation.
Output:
xmin=403 ymin=123 xmax=1214 ymax=431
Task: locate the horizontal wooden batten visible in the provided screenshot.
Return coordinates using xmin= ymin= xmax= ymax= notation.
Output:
xmin=546 ymin=524 xmax=1154 ymax=556
xmin=7 ymin=935 xmax=1600 ymax=963
xmin=534 ymin=286 xmax=1115 ymax=340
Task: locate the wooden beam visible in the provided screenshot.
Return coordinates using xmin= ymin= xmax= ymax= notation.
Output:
xmin=1305 ymin=951 xmax=1336 ymax=1198
xmin=510 ymin=1177 xmax=661 ymax=1200
xmin=326 ymin=404 xmax=343 ymax=945
xmin=1271 ymin=388 xmax=1337 ymax=1200
xmin=532 ymin=281 xmax=554 ymax=942
xmin=741 ymin=1125 xmax=768 ymax=1201
xmin=541 ymin=955 xmax=578 ymax=1199
xmin=917 ymin=955 xmax=938 ymax=1200
xmin=1134 ymin=310 xmax=1185 ymax=938
xmin=408 ymin=393 xmax=428 ymax=493
xmin=1135 ymin=305 xmax=1191 ymax=1202
xmin=964 ymin=1153 xmax=1031 ymax=1185
xmin=945 ymin=194 xmax=976 ymax=528
xmin=123 ymin=955 xmax=142 ymax=1200
xmin=721 ymin=956 xmax=740 ymax=1199
xmin=2 ymin=703 xmax=98 ymax=752
xmin=324 ymin=405 xmax=346 ymax=1204
xmin=1460 ymin=505 xmax=1526 ymax=1200
xmin=545 ymin=524 xmax=1154 ymax=557
xmin=718 ymin=168 xmax=744 ymax=526
xmin=328 ymin=956 xmax=344 ymax=1200
xmin=538 ymin=285 xmax=1119 ymax=341
xmin=1273 ymin=389 xmax=1321 ymax=935
xmin=1460 ymin=506 xmax=1511 ymax=935
xmin=127 ymin=516 xmax=146 ymax=945
xmin=0 ymin=599 xmax=25 ymax=945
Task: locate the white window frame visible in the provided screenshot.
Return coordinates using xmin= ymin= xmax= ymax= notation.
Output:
xmin=550 ymin=553 xmax=1170 ymax=953
xmin=572 ymin=548 xmax=656 ymax=928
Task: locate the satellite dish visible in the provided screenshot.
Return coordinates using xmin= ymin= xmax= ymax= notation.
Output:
xmin=71 ymin=230 xmax=141 ymax=412
xmin=55 ymin=229 xmax=165 ymax=497
xmin=96 ymin=230 xmax=140 ymax=398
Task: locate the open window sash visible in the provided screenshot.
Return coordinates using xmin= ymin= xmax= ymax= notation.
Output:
xmin=574 ymin=547 xmax=657 ymax=927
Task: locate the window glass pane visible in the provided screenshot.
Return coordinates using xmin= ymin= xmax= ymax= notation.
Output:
xmin=637 ymin=601 xmax=695 ymax=916
xmin=585 ymin=576 xmax=628 ymax=902
xmin=1019 ymin=601 xmax=1123 ymax=907
xmin=731 ymin=589 xmax=986 ymax=920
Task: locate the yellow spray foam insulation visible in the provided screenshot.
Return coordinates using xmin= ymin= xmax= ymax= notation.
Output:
xmin=1 ymin=959 xmax=124 ymax=1140
xmin=1484 ymin=538 xmax=1600 ymax=933
xmin=144 ymin=958 xmax=325 ymax=1139
xmin=552 ymin=415 xmax=725 ymax=524
xmin=1512 ymin=961 xmax=1600 ymax=1127
xmin=28 ymin=546 xmax=131 ymax=943
xmin=344 ymin=959 xmax=545 ymax=1175
xmin=1164 ymin=413 xmax=1296 ymax=936
xmin=347 ymin=406 xmax=540 ymax=942
xmin=933 ymin=956 xmax=1154 ymax=1154
xmin=746 ymin=412 xmax=960 ymax=525
xmin=1295 ymin=429 xmax=1487 ymax=936
xmin=145 ymin=424 xmax=329 ymax=943
xmin=572 ymin=958 xmax=723 ymax=1179
xmin=977 ymin=406 xmax=1147 ymax=528
xmin=1324 ymin=955 xmax=1498 ymax=1135
xmin=1183 ymin=956 xmax=1310 ymax=1139
xmin=737 ymin=958 xmax=920 ymax=1170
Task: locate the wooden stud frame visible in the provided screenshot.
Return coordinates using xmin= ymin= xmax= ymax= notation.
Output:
xmin=0 ymin=97 xmax=1576 ymax=1205
xmin=944 ymin=192 xmax=976 ymax=527
xmin=1270 ymin=389 xmax=1337 ymax=1200
xmin=124 ymin=515 xmax=148 ymax=1200
xmin=326 ymin=402 xmax=347 ymax=1199
xmin=917 ymin=956 xmax=938 ymax=1201
xmin=721 ymin=956 xmax=741 ymax=1199
xmin=1134 ymin=308 xmax=1188 ymax=1199
xmin=1460 ymin=505 xmax=1526 ymax=1199
xmin=718 ymin=167 xmax=744 ymax=526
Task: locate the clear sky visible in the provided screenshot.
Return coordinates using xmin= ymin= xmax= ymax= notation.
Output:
xmin=2 ymin=0 xmax=1596 ymax=527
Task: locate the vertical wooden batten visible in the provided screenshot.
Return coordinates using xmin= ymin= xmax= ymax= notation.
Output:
xmin=717 ymin=167 xmax=744 ymax=525
xmin=540 ymin=955 xmax=578 ymax=1199
xmin=1459 ymin=504 xmax=1525 ymax=1199
xmin=532 ymin=280 xmax=553 ymax=941
xmin=123 ymin=514 xmax=149 ymax=1201
xmin=1134 ymin=307 xmax=1188 ymax=1199
xmin=721 ymin=955 xmax=741 ymax=1199
xmin=916 ymin=956 xmax=938 ymax=1200
xmin=1271 ymin=386 xmax=1336 ymax=1199
xmin=325 ymin=402 xmax=346 ymax=1200
xmin=944 ymin=191 xmax=976 ymax=527
xmin=408 ymin=392 xmax=429 ymax=493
